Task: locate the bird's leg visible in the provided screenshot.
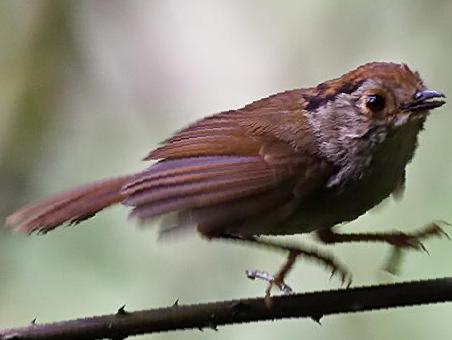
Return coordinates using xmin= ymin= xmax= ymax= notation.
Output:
xmin=317 ymin=221 xmax=448 ymax=250
xmin=246 ymin=250 xmax=298 ymax=298
xmin=316 ymin=221 xmax=450 ymax=273
xmin=217 ymin=234 xmax=352 ymax=304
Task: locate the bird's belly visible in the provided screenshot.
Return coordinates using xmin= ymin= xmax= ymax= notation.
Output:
xmin=264 ymin=167 xmax=402 ymax=236
xmin=237 ymin=166 xmax=402 ymax=237
xmin=305 ymin=174 xmax=400 ymax=230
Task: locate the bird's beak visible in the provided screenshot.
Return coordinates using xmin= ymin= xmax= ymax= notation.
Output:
xmin=404 ymin=90 xmax=446 ymax=112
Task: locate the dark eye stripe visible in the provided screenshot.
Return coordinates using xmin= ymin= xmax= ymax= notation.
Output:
xmin=304 ymin=80 xmax=365 ymax=111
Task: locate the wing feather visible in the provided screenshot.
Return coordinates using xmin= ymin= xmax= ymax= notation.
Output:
xmin=145 ymin=111 xmax=260 ymax=160
xmin=123 ymin=155 xmax=290 ymax=221
xmin=126 ymin=93 xmax=331 ymax=236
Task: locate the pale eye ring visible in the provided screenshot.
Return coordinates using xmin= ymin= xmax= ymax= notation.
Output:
xmin=366 ymin=94 xmax=386 ymax=112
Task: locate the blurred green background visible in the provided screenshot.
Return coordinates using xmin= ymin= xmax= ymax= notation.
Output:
xmin=1 ymin=1 xmax=451 ymax=339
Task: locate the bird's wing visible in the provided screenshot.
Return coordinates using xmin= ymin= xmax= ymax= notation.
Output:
xmin=144 ymin=110 xmax=261 ymax=160
xmin=124 ymin=94 xmax=332 ymax=236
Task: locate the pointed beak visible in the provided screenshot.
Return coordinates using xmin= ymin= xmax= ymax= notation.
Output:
xmin=404 ymin=90 xmax=446 ymax=112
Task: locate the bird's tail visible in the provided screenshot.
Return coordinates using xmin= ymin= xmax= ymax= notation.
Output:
xmin=5 ymin=175 xmax=133 ymax=234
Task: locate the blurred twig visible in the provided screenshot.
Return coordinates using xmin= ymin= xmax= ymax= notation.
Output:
xmin=1 ymin=277 xmax=452 ymax=340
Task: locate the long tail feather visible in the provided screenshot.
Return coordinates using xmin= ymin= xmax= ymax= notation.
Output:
xmin=5 ymin=175 xmax=132 ymax=233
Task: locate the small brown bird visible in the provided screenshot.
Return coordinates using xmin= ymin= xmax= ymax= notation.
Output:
xmin=5 ymin=62 xmax=447 ymax=295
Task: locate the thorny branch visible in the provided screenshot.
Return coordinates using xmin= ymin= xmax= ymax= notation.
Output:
xmin=1 ymin=277 xmax=452 ymax=339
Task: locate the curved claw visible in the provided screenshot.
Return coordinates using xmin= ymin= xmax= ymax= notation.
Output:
xmin=329 ymin=265 xmax=352 ymax=288
xmin=329 ymin=268 xmax=337 ymax=280
xmin=399 ymin=221 xmax=452 ymax=252
xmin=432 ymin=223 xmax=451 ymax=240
xmin=340 ymin=271 xmax=353 ymax=288
xmin=280 ymin=282 xmax=294 ymax=295
xmin=438 ymin=226 xmax=451 ymax=240
xmin=346 ymin=278 xmax=352 ymax=288
xmin=418 ymin=242 xmax=428 ymax=254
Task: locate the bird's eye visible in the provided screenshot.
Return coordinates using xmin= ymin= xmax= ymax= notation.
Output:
xmin=366 ymin=94 xmax=386 ymax=112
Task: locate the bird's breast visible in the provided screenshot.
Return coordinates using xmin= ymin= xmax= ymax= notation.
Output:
xmin=274 ymin=120 xmax=424 ymax=235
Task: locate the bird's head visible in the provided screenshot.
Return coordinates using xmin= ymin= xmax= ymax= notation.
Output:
xmin=306 ymin=62 xmax=446 ymax=135
xmin=303 ymin=62 xmax=446 ymax=187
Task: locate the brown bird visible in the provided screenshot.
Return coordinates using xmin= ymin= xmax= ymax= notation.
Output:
xmin=5 ymin=62 xmax=447 ymax=296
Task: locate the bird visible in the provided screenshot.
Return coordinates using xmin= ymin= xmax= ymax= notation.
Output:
xmin=5 ymin=62 xmax=447 ymax=296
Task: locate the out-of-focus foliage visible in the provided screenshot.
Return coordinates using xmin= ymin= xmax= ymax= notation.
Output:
xmin=0 ymin=1 xmax=451 ymax=339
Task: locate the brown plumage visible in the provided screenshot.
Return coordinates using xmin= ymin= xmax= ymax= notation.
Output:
xmin=7 ymin=176 xmax=132 ymax=233
xmin=5 ymin=62 xmax=446 ymax=241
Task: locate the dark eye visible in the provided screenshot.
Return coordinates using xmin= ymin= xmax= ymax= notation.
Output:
xmin=366 ymin=94 xmax=386 ymax=112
